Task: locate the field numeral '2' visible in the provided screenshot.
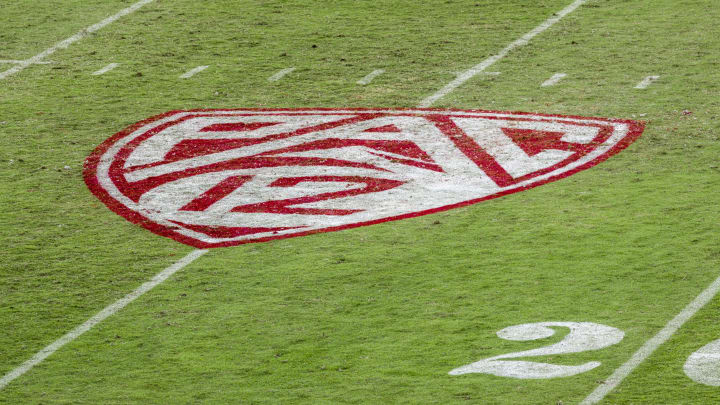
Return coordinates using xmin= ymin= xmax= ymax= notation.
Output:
xmin=450 ymin=322 xmax=624 ymax=379
xmin=684 ymin=338 xmax=720 ymax=386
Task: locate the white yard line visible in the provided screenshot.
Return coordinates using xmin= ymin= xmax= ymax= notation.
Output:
xmin=0 ymin=0 xmax=155 ymax=80
xmin=581 ymin=273 xmax=720 ymax=404
xmin=0 ymin=249 xmax=208 ymax=390
xmin=179 ymin=65 xmax=209 ymax=79
xmin=634 ymin=75 xmax=660 ymax=89
xmin=541 ymin=72 xmax=567 ymax=87
xmin=418 ymin=0 xmax=589 ymax=107
xmin=92 ymin=62 xmax=119 ymax=76
xmin=268 ymin=67 xmax=295 ymax=82
xmin=357 ymin=69 xmax=385 ymax=85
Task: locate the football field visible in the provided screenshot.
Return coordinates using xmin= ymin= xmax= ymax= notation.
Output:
xmin=1 ymin=0 xmax=719 ymax=403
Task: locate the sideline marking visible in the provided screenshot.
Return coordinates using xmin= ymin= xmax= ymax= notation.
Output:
xmin=418 ymin=0 xmax=589 ymax=107
xmin=0 ymin=249 xmax=208 ymax=390
xmin=634 ymin=75 xmax=660 ymax=89
xmin=0 ymin=0 xmax=155 ymax=80
xmin=357 ymin=69 xmax=385 ymax=85
xmin=581 ymin=273 xmax=720 ymax=404
xmin=0 ymin=60 xmax=52 ymax=65
xmin=268 ymin=67 xmax=295 ymax=82
xmin=541 ymin=72 xmax=567 ymax=87
xmin=92 ymin=63 xmax=119 ymax=76
xmin=180 ymin=65 xmax=209 ymax=79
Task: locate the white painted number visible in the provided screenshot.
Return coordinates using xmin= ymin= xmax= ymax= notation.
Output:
xmin=684 ymin=338 xmax=720 ymax=386
xmin=450 ymin=322 xmax=624 ymax=379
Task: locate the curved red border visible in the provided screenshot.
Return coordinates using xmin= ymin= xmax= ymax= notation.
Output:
xmin=83 ymin=108 xmax=644 ymax=248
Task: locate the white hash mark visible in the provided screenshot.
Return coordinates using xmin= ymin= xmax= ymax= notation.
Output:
xmin=634 ymin=75 xmax=660 ymax=89
xmin=180 ymin=65 xmax=210 ymax=79
xmin=357 ymin=69 xmax=385 ymax=85
xmin=268 ymin=67 xmax=296 ymax=82
xmin=92 ymin=63 xmax=120 ymax=76
xmin=418 ymin=0 xmax=591 ymax=107
xmin=541 ymin=72 xmax=567 ymax=87
xmin=0 ymin=59 xmax=52 ymax=65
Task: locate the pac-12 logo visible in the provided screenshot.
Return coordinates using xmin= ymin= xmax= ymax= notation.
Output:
xmin=84 ymin=108 xmax=644 ymax=248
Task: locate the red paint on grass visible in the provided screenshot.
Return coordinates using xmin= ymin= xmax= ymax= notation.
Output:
xmin=84 ymin=108 xmax=644 ymax=248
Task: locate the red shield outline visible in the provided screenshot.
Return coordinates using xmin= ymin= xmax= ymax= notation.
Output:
xmin=84 ymin=108 xmax=644 ymax=248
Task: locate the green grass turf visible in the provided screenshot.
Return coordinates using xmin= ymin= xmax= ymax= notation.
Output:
xmin=0 ymin=0 xmax=133 ymax=61
xmin=1 ymin=0 xmax=719 ymax=403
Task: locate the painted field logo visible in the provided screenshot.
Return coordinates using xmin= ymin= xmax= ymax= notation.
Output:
xmin=84 ymin=109 xmax=644 ymax=248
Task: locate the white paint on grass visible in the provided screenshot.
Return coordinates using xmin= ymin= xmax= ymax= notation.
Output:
xmin=452 ymin=71 xmax=501 ymax=77
xmin=581 ymin=273 xmax=720 ymax=404
xmin=0 ymin=59 xmax=52 ymax=65
xmin=92 ymin=63 xmax=119 ymax=76
xmin=634 ymin=75 xmax=660 ymax=89
xmin=418 ymin=0 xmax=590 ymax=107
xmin=684 ymin=339 xmax=720 ymax=386
xmin=541 ymin=72 xmax=567 ymax=87
xmin=450 ymin=322 xmax=624 ymax=379
xmin=94 ymin=110 xmax=632 ymax=247
xmin=452 ymin=117 xmax=598 ymax=178
xmin=356 ymin=69 xmax=385 ymax=85
xmin=268 ymin=67 xmax=295 ymax=82
xmin=0 ymin=249 xmax=207 ymax=391
xmin=180 ymin=65 xmax=209 ymax=79
xmin=0 ymin=0 xmax=155 ymax=80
